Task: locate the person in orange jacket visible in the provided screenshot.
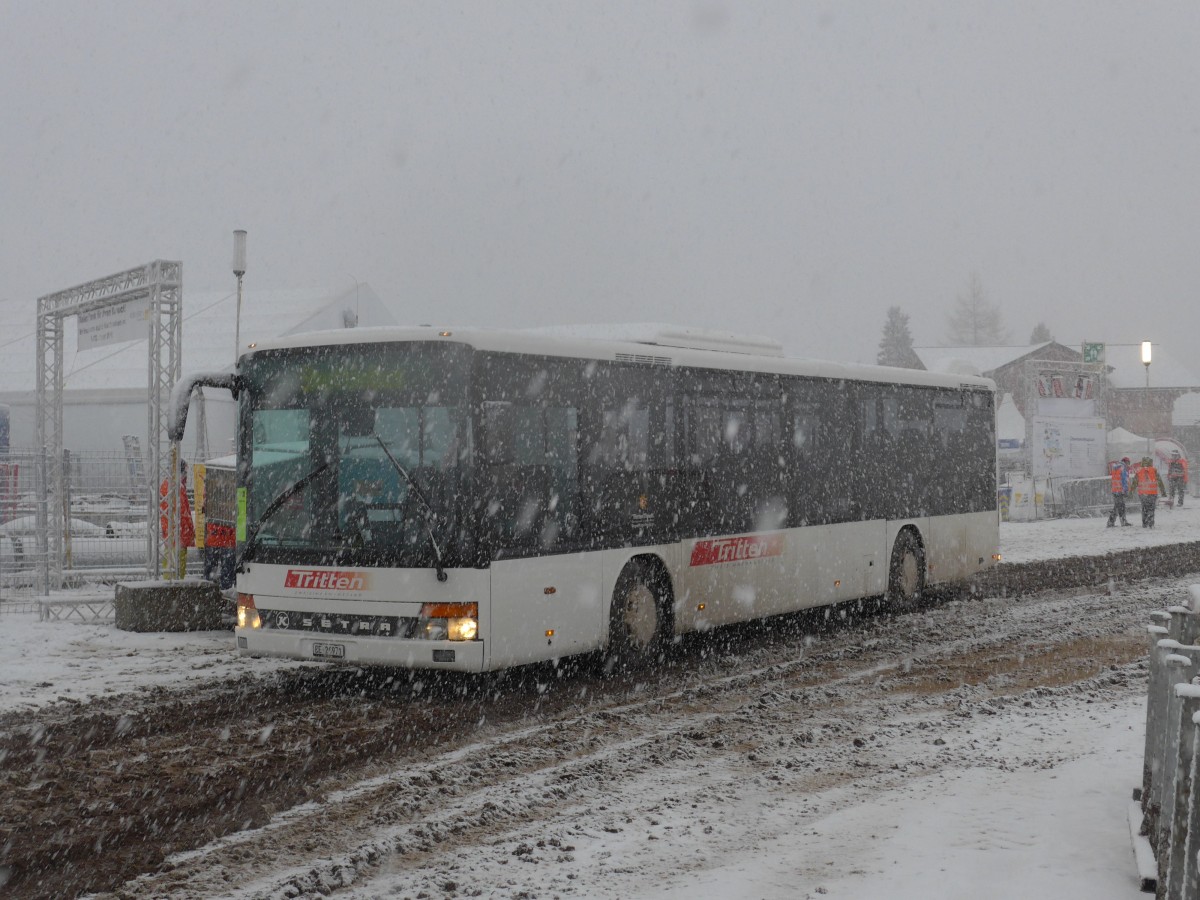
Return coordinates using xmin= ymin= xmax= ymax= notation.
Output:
xmin=159 ymin=460 xmax=195 ymax=575
xmin=1167 ymin=449 xmax=1189 ymax=508
xmin=1107 ymin=457 xmax=1132 ymax=527
xmin=1135 ymin=455 xmax=1167 ymax=528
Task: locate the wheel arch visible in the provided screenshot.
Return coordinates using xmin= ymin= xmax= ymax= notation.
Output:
xmin=601 ymin=547 xmax=679 ymax=632
xmin=892 ymin=522 xmax=926 ymax=557
xmin=606 ymin=550 xmax=677 ymax=641
xmin=604 ymin=549 xmax=681 ymax=662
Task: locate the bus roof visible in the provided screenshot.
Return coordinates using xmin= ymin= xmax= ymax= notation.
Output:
xmin=243 ymin=325 xmax=995 ymax=392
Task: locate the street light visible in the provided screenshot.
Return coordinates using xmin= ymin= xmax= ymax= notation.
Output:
xmin=233 ymin=229 xmax=247 ymax=362
xmin=1143 ymin=340 xmax=1153 ymax=455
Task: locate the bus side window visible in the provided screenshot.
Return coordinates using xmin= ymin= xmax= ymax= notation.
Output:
xmin=784 ymin=395 xmax=822 ymax=525
xmin=933 ymin=393 xmax=969 ymax=512
xmin=745 ymin=399 xmax=784 ymax=525
xmin=594 ymin=400 xmax=650 ymax=472
xmin=819 ymin=384 xmax=854 ymax=523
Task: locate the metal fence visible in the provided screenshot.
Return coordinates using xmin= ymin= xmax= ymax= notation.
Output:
xmin=1052 ymin=475 xmax=1112 ymax=518
xmin=0 ymin=447 xmax=198 ymax=610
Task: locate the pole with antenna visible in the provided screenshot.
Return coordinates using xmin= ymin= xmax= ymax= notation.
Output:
xmin=233 ymin=230 xmax=247 ymax=361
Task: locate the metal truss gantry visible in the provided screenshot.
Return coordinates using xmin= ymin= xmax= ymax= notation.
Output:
xmin=36 ymin=261 xmax=182 ymax=590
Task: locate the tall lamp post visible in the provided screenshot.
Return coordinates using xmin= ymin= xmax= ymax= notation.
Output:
xmin=233 ymin=229 xmax=247 ymax=361
xmin=1142 ymin=340 xmax=1153 ymax=455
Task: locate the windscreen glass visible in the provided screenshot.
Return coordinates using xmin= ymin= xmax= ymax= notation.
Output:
xmin=238 ymin=341 xmax=472 ymax=567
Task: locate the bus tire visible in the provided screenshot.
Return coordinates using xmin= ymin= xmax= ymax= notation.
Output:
xmin=887 ymin=529 xmax=925 ymax=610
xmin=604 ymin=559 xmax=670 ymax=675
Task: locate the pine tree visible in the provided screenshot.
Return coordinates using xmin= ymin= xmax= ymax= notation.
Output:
xmin=876 ymin=306 xmax=923 ymax=368
xmin=945 ymin=272 xmax=1010 ymax=346
xmin=1029 ymin=321 xmax=1053 ymax=344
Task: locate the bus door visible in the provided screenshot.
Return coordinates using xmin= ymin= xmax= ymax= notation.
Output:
xmin=474 ymin=355 xmax=603 ymax=665
xmin=579 ymin=364 xmax=679 ymax=549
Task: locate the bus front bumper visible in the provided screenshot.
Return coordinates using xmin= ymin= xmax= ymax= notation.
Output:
xmin=235 ymin=628 xmax=486 ymax=672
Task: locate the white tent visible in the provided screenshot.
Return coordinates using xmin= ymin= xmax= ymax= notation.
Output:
xmin=1106 ymin=426 xmax=1148 ymax=463
xmin=997 ymin=393 xmax=1025 ymax=445
xmin=1107 ymin=427 xmax=1186 ymax=467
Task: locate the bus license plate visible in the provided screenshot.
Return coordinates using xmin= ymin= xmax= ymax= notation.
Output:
xmin=312 ymin=642 xmax=345 ymax=659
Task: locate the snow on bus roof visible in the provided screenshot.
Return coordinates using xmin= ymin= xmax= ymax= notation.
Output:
xmin=246 ymin=325 xmax=994 ymax=391
xmin=524 ymin=323 xmax=785 ymax=356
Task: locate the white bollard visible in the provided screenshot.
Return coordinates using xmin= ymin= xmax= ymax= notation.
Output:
xmin=1164 ymin=682 xmax=1200 ymax=898
xmin=1180 ymin=707 xmax=1200 ymax=898
xmin=1155 ymin=652 xmax=1198 ymax=858
xmin=1168 ymin=606 xmax=1200 ymax=647
xmin=1146 ymin=634 xmax=1181 ymax=816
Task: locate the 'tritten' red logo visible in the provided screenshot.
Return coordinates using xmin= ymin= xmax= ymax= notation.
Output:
xmin=284 ymin=569 xmax=369 ymax=591
xmin=689 ymin=534 xmax=785 ymax=567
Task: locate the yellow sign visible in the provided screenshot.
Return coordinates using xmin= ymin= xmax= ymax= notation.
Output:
xmin=194 ymin=464 xmax=207 ymax=548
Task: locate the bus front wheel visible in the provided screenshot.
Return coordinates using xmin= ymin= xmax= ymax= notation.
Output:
xmin=887 ymin=530 xmax=925 ymax=610
xmin=605 ymin=561 xmax=669 ymax=675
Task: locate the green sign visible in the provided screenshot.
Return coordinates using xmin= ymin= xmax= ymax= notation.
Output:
xmin=1082 ymin=342 xmax=1105 ymax=363
xmin=236 ymin=487 xmax=248 ymax=542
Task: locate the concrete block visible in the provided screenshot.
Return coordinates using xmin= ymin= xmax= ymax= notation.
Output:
xmin=114 ymin=579 xmax=226 ymax=632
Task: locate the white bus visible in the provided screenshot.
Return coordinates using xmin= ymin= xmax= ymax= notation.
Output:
xmin=174 ymin=325 xmax=998 ymax=673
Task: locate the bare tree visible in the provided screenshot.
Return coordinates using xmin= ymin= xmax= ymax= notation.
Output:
xmin=945 ymin=272 xmax=1010 ymax=346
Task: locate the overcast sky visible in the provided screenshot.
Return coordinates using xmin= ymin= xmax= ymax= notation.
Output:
xmin=2 ymin=1 xmax=1198 ymax=370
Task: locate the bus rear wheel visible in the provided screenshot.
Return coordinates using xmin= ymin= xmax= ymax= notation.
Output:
xmin=887 ymin=530 xmax=925 ymax=610
xmin=605 ymin=560 xmax=669 ymax=675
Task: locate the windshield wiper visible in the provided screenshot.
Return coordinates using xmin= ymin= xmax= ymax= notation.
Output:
xmin=238 ymin=461 xmax=330 ymax=567
xmin=369 ymin=434 xmax=449 ymax=582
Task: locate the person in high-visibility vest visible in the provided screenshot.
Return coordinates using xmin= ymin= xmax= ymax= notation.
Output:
xmin=1135 ymin=456 xmax=1167 ymax=529
xmin=1167 ymin=449 xmax=1189 ymax=508
xmin=1107 ymin=457 xmax=1132 ymax=527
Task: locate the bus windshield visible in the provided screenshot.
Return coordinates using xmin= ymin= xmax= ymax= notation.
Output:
xmin=238 ymin=341 xmax=473 ymax=568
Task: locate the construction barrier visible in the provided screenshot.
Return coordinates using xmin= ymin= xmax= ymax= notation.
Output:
xmin=1134 ymin=589 xmax=1200 ymax=897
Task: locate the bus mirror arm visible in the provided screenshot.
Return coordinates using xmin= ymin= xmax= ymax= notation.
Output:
xmin=168 ymin=368 xmax=241 ymax=442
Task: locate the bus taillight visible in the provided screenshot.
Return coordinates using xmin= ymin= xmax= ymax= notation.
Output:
xmin=420 ymin=602 xmax=478 ymax=641
xmin=237 ymin=593 xmax=261 ymax=629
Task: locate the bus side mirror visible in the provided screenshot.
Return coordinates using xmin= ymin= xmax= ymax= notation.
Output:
xmin=169 ymin=369 xmax=241 ymax=442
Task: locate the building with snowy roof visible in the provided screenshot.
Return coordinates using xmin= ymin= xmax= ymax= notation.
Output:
xmin=913 ymin=342 xmax=1083 ymax=416
xmin=0 ymin=282 xmax=396 ymax=454
xmin=915 ymin=341 xmax=1200 ymax=466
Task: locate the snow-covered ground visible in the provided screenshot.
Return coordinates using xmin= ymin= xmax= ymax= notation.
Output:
xmin=1000 ymin=498 xmax=1200 ymax=564
xmin=3 ymin=507 xmax=1194 ymax=898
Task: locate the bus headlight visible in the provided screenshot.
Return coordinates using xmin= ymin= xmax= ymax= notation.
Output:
xmin=447 ymin=616 xmax=478 ymax=641
xmin=420 ymin=602 xmax=478 ymax=641
xmin=237 ymin=593 xmax=261 ymax=629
